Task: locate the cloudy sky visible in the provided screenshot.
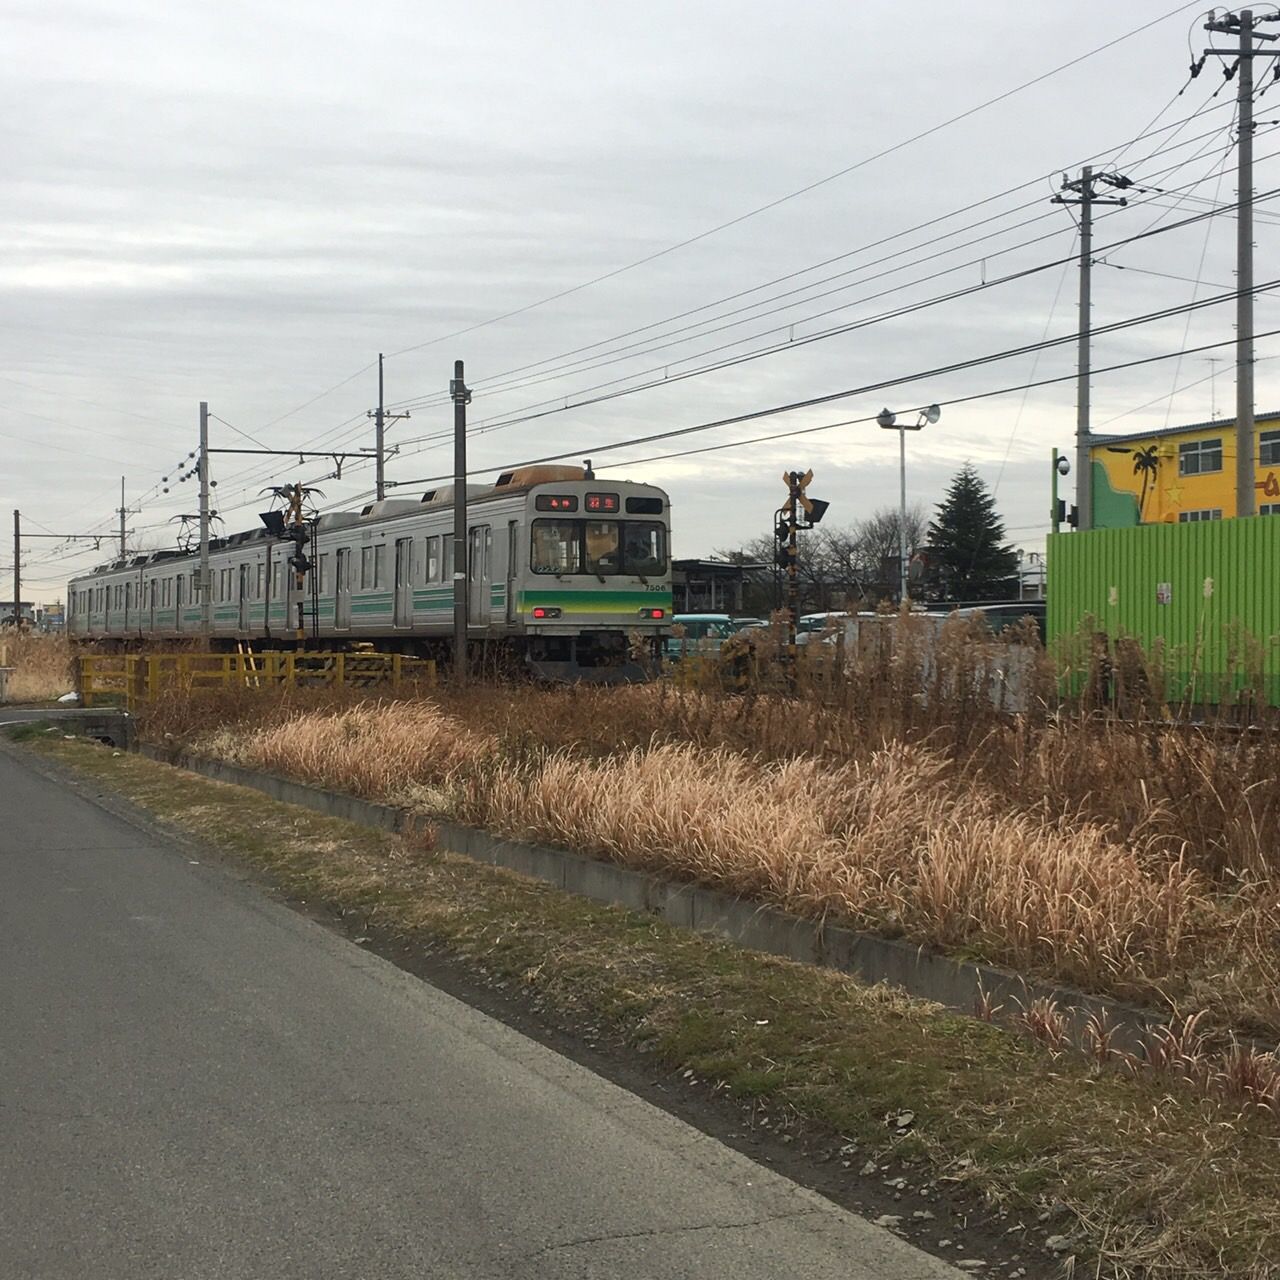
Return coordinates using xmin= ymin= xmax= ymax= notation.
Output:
xmin=4 ymin=0 xmax=1278 ymax=601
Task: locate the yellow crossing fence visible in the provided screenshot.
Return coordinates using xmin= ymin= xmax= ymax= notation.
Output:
xmin=80 ymin=651 xmax=436 ymax=712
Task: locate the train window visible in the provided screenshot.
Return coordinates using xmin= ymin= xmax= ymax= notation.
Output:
xmin=426 ymin=536 xmax=440 ymax=583
xmin=360 ymin=546 xmax=374 ymax=589
xmin=317 ymin=555 xmax=328 ymax=594
xmin=531 ymin=520 xmax=583 ymax=574
xmin=374 ymin=545 xmax=386 ymax=589
xmin=125 ymin=582 xmax=133 ymax=610
xmin=443 ymin=537 xmax=454 ymax=581
xmin=584 ymin=521 xmax=620 ymax=575
xmin=623 ymin=522 xmax=667 ymax=574
xmin=256 ymin=563 xmax=265 ymax=599
xmin=625 ymin=496 xmax=664 ymax=514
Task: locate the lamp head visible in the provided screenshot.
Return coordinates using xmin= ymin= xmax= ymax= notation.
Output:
xmin=877 ymin=408 xmax=896 ymax=429
xmin=1056 ymin=454 xmax=1071 ymax=477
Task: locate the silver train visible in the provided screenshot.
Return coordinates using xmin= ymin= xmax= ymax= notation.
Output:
xmin=68 ymin=466 xmax=674 ymax=680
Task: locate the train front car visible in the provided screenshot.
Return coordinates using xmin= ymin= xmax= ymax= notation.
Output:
xmin=518 ymin=478 xmax=671 ymax=681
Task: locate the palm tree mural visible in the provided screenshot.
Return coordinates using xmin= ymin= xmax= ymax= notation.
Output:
xmin=1106 ymin=444 xmax=1161 ymax=522
xmin=1132 ymin=446 xmax=1159 ymax=519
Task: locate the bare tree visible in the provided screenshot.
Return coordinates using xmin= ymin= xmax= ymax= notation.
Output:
xmin=716 ymin=504 xmax=926 ymax=613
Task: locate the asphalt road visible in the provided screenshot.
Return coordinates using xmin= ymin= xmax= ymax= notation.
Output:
xmin=0 ymin=742 xmax=962 ymax=1279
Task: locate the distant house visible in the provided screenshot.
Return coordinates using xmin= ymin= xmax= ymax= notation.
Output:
xmin=0 ymin=601 xmax=35 ymax=627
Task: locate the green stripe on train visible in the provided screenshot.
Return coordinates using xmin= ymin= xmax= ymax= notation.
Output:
xmin=519 ymin=589 xmax=672 ymax=615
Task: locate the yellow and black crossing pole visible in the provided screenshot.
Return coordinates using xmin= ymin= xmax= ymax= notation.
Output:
xmin=286 ymin=483 xmax=308 ymax=645
xmin=777 ymin=469 xmax=829 ymax=687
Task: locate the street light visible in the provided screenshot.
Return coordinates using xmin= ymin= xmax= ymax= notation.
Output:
xmin=878 ymin=404 xmax=941 ymax=604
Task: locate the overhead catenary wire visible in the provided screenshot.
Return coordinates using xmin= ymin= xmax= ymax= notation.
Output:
xmin=201 ymin=176 xmax=1280 ymax=525
xmin=44 ymin=316 xmax=1280 ymax=579
xmin=386 ymin=100 xmax=1250 ymax=417
xmin=179 ymin=0 xmax=1212 ymax=461
xmin=366 ymin=287 xmax=1280 ymax=494
xmin=171 ymin=96 xmax=1266 ymax=517
xmin=378 ymin=0 xmax=1210 ymax=364
xmin=390 ymin=189 xmax=1280 ymax=453
xmin=59 ymin=32 xmax=1270 ymax=551
xmin=382 ymin=129 xmax=1280 ymax=453
xmin=311 ymin=327 xmax=1280 ymax=520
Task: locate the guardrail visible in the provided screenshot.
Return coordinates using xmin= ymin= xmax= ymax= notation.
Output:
xmin=80 ymin=651 xmax=436 ymax=711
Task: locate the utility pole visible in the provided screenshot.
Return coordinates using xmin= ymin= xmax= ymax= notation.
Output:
xmin=12 ymin=509 xmax=20 ymax=630
xmin=368 ymin=354 xmax=411 ymax=502
xmin=198 ymin=401 xmax=212 ymax=638
xmin=1205 ymin=9 xmax=1278 ymax=517
xmin=1052 ymin=165 xmax=1131 ymax=531
xmin=450 ymin=361 xmax=471 ymax=686
xmin=115 ymin=476 xmax=139 ymax=558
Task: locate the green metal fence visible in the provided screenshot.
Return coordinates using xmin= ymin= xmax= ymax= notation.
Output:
xmin=1047 ymin=518 xmax=1280 ymax=704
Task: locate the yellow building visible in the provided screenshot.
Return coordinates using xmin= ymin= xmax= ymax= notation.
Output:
xmin=1088 ymin=410 xmax=1280 ymax=527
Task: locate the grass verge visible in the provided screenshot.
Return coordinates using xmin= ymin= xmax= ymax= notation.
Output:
xmin=23 ymin=733 xmax=1280 ymax=1280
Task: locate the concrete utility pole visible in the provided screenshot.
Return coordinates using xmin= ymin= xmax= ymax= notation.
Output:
xmin=450 ymin=361 xmax=471 ymax=686
xmin=198 ymin=401 xmax=212 ymax=638
xmin=1052 ymin=165 xmax=1131 ymax=531
xmin=115 ymin=477 xmax=139 ymax=558
xmin=12 ymin=509 xmax=20 ymax=629
xmin=374 ymin=355 xmax=384 ymax=502
xmin=1205 ymin=8 xmax=1278 ymax=516
xmin=368 ymin=354 xmax=411 ymax=502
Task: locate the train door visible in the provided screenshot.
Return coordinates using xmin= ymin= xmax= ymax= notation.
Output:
xmin=335 ymin=548 xmax=352 ymax=630
xmin=468 ymin=525 xmax=491 ymax=626
xmin=506 ymin=521 xmax=518 ymax=625
xmin=175 ymin=575 xmax=184 ymax=633
xmin=393 ymin=537 xmax=413 ymax=629
xmin=238 ymin=564 xmax=250 ymax=631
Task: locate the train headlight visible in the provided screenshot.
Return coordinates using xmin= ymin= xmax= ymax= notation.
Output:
xmin=640 ymin=607 xmax=664 ymax=619
xmin=531 ymin=606 xmax=562 ymax=619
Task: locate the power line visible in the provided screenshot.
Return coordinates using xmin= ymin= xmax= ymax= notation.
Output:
xmin=377 ymin=1 xmax=1208 ymax=364
xmin=376 ymin=290 xmax=1280 ymax=492
xmin=387 ymin=100 xmax=1248 ymax=416
xmin=393 ymin=189 xmax=1280 ymax=450
xmin=204 ymin=176 xmax=1280 ymax=525
xmin=190 ymin=97 xmax=1261 ymax=514
xmin=384 ymin=130 xmax=1279 ymax=451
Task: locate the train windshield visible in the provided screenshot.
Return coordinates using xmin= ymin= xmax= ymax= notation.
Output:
xmin=531 ymin=519 xmax=666 ymax=576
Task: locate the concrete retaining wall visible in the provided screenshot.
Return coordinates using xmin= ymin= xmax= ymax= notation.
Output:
xmin=137 ymin=741 xmax=1170 ymax=1054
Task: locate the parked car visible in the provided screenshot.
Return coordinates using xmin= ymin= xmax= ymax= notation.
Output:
xmin=664 ymin=614 xmax=736 ymax=659
xmin=921 ymin=601 xmax=1045 ymax=641
xmin=795 ymin=611 xmax=854 ymax=646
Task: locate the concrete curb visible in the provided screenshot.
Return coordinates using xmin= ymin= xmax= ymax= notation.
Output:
xmin=137 ymin=741 xmax=1170 ymax=1053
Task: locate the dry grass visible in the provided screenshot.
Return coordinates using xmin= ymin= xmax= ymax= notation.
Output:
xmin=132 ymin=615 xmax=1280 ymax=1041
xmin=0 ymin=632 xmax=74 ymax=702
xmin=193 ymin=696 xmax=1280 ymax=1044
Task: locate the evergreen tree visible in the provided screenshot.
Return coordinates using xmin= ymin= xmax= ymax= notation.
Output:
xmin=926 ymin=464 xmax=1019 ymax=600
